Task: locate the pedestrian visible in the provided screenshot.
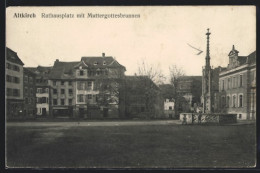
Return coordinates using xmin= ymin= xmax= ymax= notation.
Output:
xmin=198 ymin=111 xmax=202 ymax=124
xmin=182 ymin=114 xmax=187 ymax=125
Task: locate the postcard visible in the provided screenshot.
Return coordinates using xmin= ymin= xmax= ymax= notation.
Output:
xmin=6 ymin=6 xmax=256 ymax=168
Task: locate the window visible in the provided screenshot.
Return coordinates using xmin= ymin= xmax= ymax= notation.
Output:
xmin=13 ymin=89 xmax=20 ymax=97
xmin=69 ymin=99 xmax=72 ymax=105
xmin=222 ymin=96 xmax=225 ymax=108
xmin=103 ymin=61 xmax=106 ymax=65
xmin=239 ymin=95 xmax=243 ymax=107
xmin=6 ymin=63 xmax=11 ymax=69
xmin=78 ymin=81 xmax=85 ymax=90
xmin=87 ymin=94 xmax=92 ymax=99
xmin=233 ymin=95 xmax=236 ymax=107
xmin=61 ymin=89 xmax=65 ymax=94
xmin=14 ymin=77 xmax=20 ymax=84
xmin=6 ymin=75 xmax=12 ymax=82
xmin=25 ymin=98 xmax=28 ymax=104
xmin=94 ymin=61 xmax=98 ymax=65
xmin=61 ymin=81 xmax=65 ymax=85
xmin=222 ymin=80 xmax=224 ymax=91
xmin=42 ymin=97 xmax=47 ymax=103
xmin=88 ymin=81 xmax=92 ymax=87
xmin=77 ymin=94 xmax=84 ymax=102
xmin=30 ymin=88 xmax=33 ymax=96
xmin=24 ymin=87 xmax=28 ymax=95
xmin=37 ymin=88 xmax=42 ymax=93
xmin=24 ymin=75 xmax=28 ymax=83
xmin=233 ymin=77 xmax=236 ymax=88
xmin=69 ymin=89 xmax=73 ymax=95
xmin=28 ymin=97 xmax=31 ymax=103
xmin=53 ymin=89 xmax=57 ymax=94
xmin=53 ymin=99 xmax=57 ymax=105
xmin=227 ymin=78 xmax=230 ymax=89
xmin=7 ymin=88 xmax=12 ymax=96
xmin=68 ymin=81 xmax=72 ymax=86
xmin=240 ymin=75 xmax=243 ymax=87
xmin=61 ymin=99 xmax=65 ymax=105
xmin=45 ymin=88 xmax=49 ymax=93
xmin=239 ymin=114 xmax=242 ymax=119
xmin=53 ymin=81 xmax=57 ymax=86
xmin=169 ymin=106 xmax=172 ymax=110
xmin=29 ymin=77 xmax=33 ymax=83
xmin=80 ymin=70 xmax=84 ymax=76
xmin=13 ymin=65 xmax=20 ymax=72
xmin=226 ymin=96 xmax=230 ymax=107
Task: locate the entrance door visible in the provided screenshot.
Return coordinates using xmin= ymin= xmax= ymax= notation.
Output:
xmin=42 ymin=108 xmax=47 ymax=116
xmin=103 ymin=108 xmax=108 ymax=118
xmin=79 ymin=108 xmax=84 ymax=118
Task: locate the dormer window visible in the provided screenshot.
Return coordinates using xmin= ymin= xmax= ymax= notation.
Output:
xmin=103 ymin=61 xmax=106 ymax=65
xmin=94 ymin=61 xmax=98 ymax=65
xmin=80 ymin=70 xmax=84 ymax=76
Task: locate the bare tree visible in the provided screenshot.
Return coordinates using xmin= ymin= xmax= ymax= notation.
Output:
xmin=169 ymin=64 xmax=186 ymax=86
xmin=137 ymin=59 xmax=166 ymax=85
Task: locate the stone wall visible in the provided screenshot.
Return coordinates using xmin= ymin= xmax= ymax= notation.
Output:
xmin=180 ymin=113 xmax=237 ymax=124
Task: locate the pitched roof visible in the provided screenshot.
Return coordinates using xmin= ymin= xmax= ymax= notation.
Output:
xmin=81 ymin=56 xmax=125 ymax=70
xmin=125 ymin=75 xmax=159 ymax=90
xmin=6 ymin=47 xmax=24 ymax=65
xmin=24 ymin=67 xmax=36 ymax=76
xmin=48 ymin=61 xmax=80 ymax=79
xmin=247 ymin=51 xmax=256 ymax=64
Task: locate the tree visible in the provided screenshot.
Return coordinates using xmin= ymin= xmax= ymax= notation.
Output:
xmin=137 ymin=59 xmax=166 ymax=85
xmin=169 ymin=64 xmax=186 ymax=118
xmin=169 ymin=64 xmax=186 ymax=86
xmin=94 ymin=67 xmax=125 ymax=117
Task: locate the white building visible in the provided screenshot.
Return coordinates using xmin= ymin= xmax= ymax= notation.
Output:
xmin=164 ymin=99 xmax=175 ymax=119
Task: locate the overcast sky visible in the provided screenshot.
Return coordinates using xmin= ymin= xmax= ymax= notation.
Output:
xmin=6 ymin=6 xmax=256 ymax=83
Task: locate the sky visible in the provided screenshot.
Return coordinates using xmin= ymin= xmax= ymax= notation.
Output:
xmin=6 ymin=6 xmax=256 ymax=83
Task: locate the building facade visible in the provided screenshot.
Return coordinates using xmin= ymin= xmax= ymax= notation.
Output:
xmin=175 ymin=76 xmax=202 ymax=115
xmin=27 ymin=66 xmax=52 ymax=117
xmin=164 ymin=99 xmax=175 ymax=119
xmin=48 ymin=53 xmax=126 ymax=119
xmin=124 ymin=76 xmax=164 ymax=119
xmin=6 ymin=47 xmax=24 ymax=118
xmin=218 ymin=46 xmax=256 ymax=120
xmin=23 ymin=68 xmax=36 ymax=117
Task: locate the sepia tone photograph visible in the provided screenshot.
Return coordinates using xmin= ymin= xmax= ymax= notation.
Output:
xmin=5 ymin=6 xmax=256 ymax=168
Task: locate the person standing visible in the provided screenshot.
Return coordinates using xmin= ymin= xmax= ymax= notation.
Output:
xmin=182 ymin=114 xmax=187 ymax=125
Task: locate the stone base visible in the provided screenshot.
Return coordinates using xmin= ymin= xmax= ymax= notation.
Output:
xmin=180 ymin=113 xmax=237 ymax=124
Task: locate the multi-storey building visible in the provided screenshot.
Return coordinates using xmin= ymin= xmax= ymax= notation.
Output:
xmin=218 ymin=46 xmax=256 ymax=120
xmin=6 ymin=47 xmax=24 ymax=118
xmin=23 ymin=68 xmax=36 ymax=117
xmin=124 ymin=76 xmax=164 ymax=119
xmin=48 ymin=53 xmax=126 ymax=118
xmin=48 ymin=60 xmax=79 ymax=117
xmin=27 ymin=66 xmax=52 ymax=117
xmin=175 ymin=76 xmax=202 ymax=114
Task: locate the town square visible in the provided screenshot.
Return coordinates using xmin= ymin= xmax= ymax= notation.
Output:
xmin=5 ymin=6 xmax=256 ymax=168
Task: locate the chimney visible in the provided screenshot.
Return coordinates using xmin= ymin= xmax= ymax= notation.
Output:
xmin=56 ymin=59 xmax=59 ymax=62
xmin=102 ymin=53 xmax=105 ymax=57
